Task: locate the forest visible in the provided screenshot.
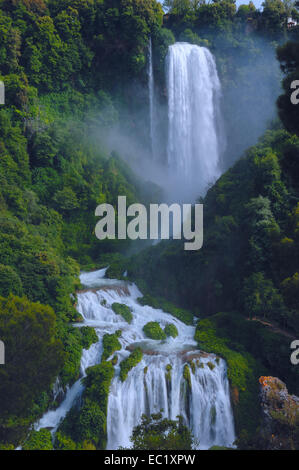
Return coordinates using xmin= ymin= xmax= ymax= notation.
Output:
xmin=0 ymin=0 xmax=299 ymax=451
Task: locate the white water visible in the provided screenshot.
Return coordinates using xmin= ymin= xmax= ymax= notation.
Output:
xmin=148 ymin=38 xmax=158 ymax=161
xmin=166 ymin=43 xmax=223 ymax=196
xmin=36 ymin=269 xmax=235 ymax=449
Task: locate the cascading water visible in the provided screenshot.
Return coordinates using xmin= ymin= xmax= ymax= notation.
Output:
xmin=35 ymin=269 xmax=235 ymax=450
xmin=166 ymin=43 xmax=224 ymax=196
xmin=148 ymin=38 xmax=157 ymax=161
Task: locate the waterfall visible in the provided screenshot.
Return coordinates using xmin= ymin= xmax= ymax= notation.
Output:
xmin=166 ymin=42 xmax=224 ymax=195
xmin=148 ymin=38 xmax=157 ymax=160
xmin=36 ymin=269 xmax=235 ymax=450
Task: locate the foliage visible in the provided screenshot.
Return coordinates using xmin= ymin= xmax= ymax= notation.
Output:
xmin=164 ymin=323 xmax=178 ymax=338
xmin=119 ymin=348 xmax=143 ymax=382
xmin=194 ymin=316 xmax=264 ymax=436
xmin=112 ymin=303 xmax=133 ymax=324
xmin=130 ymin=412 xmax=193 ymax=450
xmin=0 ymin=295 xmax=64 ymax=418
xmin=102 ymin=331 xmax=122 ymax=362
xmin=54 ymin=431 xmax=77 ymax=450
xmin=56 ymin=361 xmax=116 ymax=449
xmin=23 ymin=429 xmax=53 ymax=450
xmin=0 ymin=264 xmax=23 ymax=297
xmin=143 ymin=322 xmax=167 ymax=340
xmin=0 ymin=0 xmax=298 ymax=451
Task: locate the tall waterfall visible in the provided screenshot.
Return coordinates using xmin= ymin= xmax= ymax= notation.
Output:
xmin=166 ymin=43 xmax=224 ymax=195
xmin=36 ymin=269 xmax=235 ymax=450
xmin=148 ymin=38 xmax=157 ymax=160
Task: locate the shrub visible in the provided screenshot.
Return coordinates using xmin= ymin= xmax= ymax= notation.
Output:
xmin=164 ymin=323 xmax=178 ymax=338
xmin=54 ymin=431 xmax=77 ymax=450
xmin=130 ymin=412 xmax=193 ymax=450
xmin=23 ymin=429 xmax=53 ymax=450
xmin=80 ymin=327 xmax=98 ymax=350
xmin=77 ymin=399 xmax=106 ymax=445
xmin=119 ymin=348 xmax=143 ymax=382
xmin=143 ymin=322 xmax=166 ymax=340
xmin=102 ymin=332 xmax=121 ymax=362
xmin=112 ymin=303 xmax=133 ymax=324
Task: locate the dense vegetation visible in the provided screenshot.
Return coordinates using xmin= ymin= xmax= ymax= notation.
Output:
xmin=0 ymin=0 xmax=299 ymax=451
xmin=129 ymin=412 xmax=194 ymax=450
xmin=0 ymin=0 xmax=165 ymax=447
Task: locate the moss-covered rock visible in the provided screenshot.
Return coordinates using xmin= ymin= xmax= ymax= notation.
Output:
xmin=112 ymin=303 xmax=133 ymax=324
xmin=189 ymin=360 xmax=196 ymax=374
xmin=165 ymin=364 xmax=172 ymax=382
xmin=164 ymin=323 xmax=178 ymax=338
xmin=102 ymin=332 xmax=121 ymax=362
xmin=143 ymin=322 xmax=166 ymax=340
xmin=183 ymin=364 xmax=192 ymax=389
xmin=119 ymin=348 xmax=143 ymax=382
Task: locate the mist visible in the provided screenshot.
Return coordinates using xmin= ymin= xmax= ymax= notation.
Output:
xmin=93 ymin=35 xmax=282 ymax=206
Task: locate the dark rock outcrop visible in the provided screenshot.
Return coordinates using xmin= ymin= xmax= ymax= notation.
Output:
xmin=259 ymin=376 xmax=299 ymax=449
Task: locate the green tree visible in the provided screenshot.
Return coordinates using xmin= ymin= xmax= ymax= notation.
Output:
xmin=0 ymin=295 xmax=64 ymax=417
xmin=130 ymin=412 xmax=194 ymax=450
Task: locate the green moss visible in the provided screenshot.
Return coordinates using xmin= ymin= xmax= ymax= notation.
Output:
xmin=164 ymin=323 xmax=178 ymax=338
xmin=207 ymin=362 xmax=215 ymax=371
xmin=165 ymin=364 xmax=172 ymax=382
xmin=143 ymin=322 xmax=167 ymax=340
xmin=189 ymin=361 xmax=196 ymax=374
xmin=112 ymin=303 xmax=133 ymax=324
xmin=102 ymin=332 xmax=121 ymax=362
xmin=119 ymin=348 xmax=143 ymax=382
xmin=183 ymin=364 xmax=192 ymax=389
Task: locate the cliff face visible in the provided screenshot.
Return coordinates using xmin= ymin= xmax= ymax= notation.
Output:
xmin=259 ymin=376 xmax=299 ymax=449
